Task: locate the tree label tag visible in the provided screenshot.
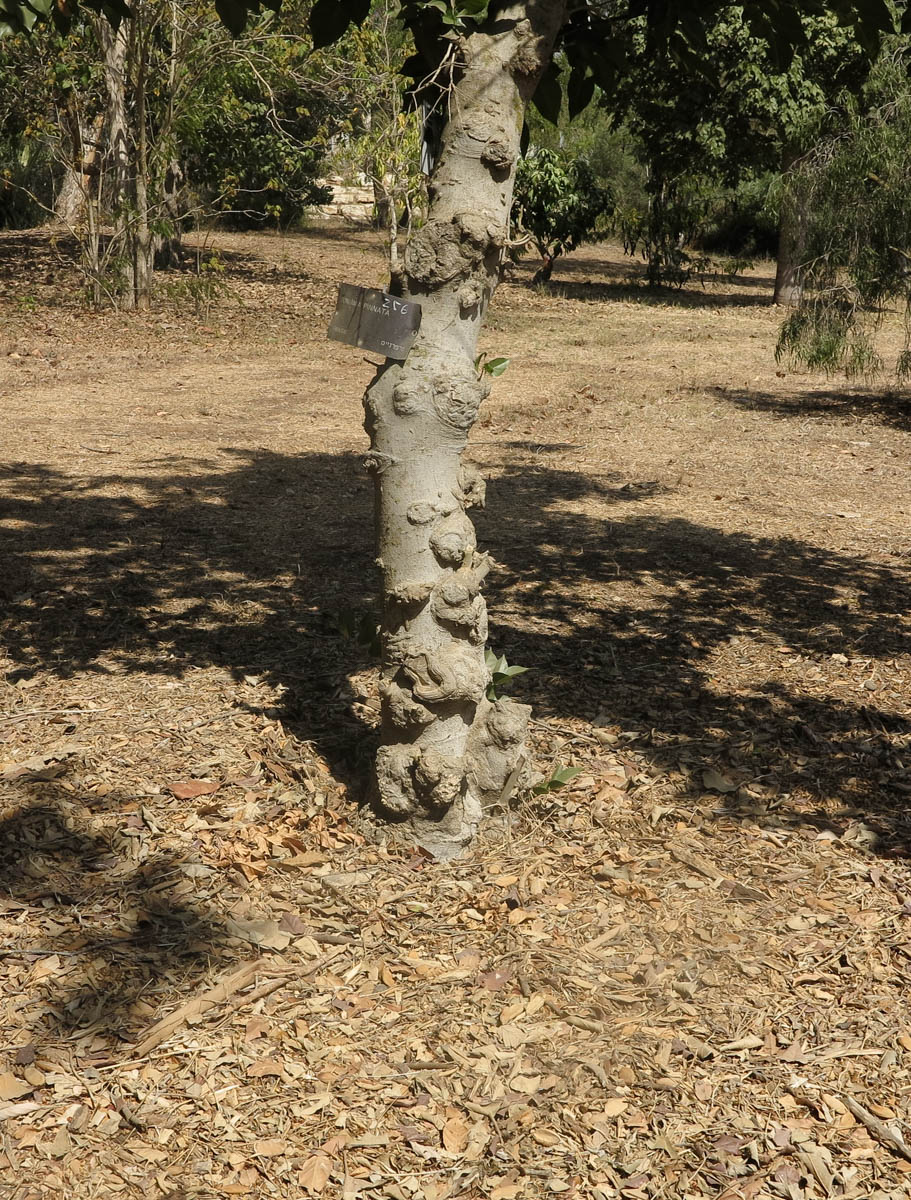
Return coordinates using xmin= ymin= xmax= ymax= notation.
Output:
xmin=327 ymin=284 xmax=422 ymax=360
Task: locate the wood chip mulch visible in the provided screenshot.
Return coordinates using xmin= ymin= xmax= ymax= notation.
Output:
xmin=1 ymin=228 xmax=910 ymax=1200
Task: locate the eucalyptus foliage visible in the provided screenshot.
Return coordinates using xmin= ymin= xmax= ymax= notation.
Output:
xmin=776 ymin=42 xmax=911 ymax=379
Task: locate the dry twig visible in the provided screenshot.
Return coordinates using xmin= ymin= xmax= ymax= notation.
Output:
xmin=841 ymin=1095 xmax=911 ymax=1162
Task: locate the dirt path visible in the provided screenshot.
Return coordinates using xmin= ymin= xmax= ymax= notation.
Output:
xmin=0 ymin=227 xmax=909 ymax=1200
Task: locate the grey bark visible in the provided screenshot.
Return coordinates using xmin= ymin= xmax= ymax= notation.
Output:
xmin=365 ymin=0 xmax=566 ymax=857
xmin=98 ymin=17 xmax=136 ymax=309
xmin=132 ymin=15 xmax=154 ymax=311
xmin=98 ymin=7 xmax=155 ymax=310
xmin=55 ymin=166 xmax=85 ymax=225
xmin=774 ymin=150 xmax=806 ymax=307
xmin=54 ymin=110 xmax=104 ymax=226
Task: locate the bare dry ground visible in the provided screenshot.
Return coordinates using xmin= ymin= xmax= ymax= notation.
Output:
xmin=0 ymin=226 xmax=910 ymax=1200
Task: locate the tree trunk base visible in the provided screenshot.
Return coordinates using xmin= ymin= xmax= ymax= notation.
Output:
xmin=532 ymin=255 xmax=554 ymax=285
xmin=377 ymin=696 xmax=532 ymax=859
xmin=773 ymin=281 xmax=803 ymax=306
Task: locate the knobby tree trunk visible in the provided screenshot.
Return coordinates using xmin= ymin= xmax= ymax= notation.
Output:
xmin=774 ymin=149 xmax=806 ymax=307
xmin=364 ymin=0 xmax=566 ymax=857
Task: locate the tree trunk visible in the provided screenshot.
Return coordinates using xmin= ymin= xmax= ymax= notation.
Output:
xmin=84 ymin=170 xmax=103 ymax=307
xmin=55 ymin=111 xmax=104 ymax=226
xmin=532 ymin=251 xmax=555 ymax=284
xmin=774 ymin=150 xmax=806 ymax=307
xmin=155 ymin=160 xmax=185 ymax=269
xmin=133 ymin=12 xmax=153 ymax=311
xmin=372 ymin=171 xmax=392 ymax=231
xmin=155 ymin=0 xmax=185 ymax=270
xmin=55 ymin=166 xmax=85 ymax=225
xmin=98 ymin=17 xmax=135 ymax=309
xmin=365 ymin=0 xmax=565 ymax=857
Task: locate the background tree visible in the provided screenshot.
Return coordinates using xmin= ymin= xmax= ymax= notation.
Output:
xmin=523 ymin=79 xmax=646 ymax=218
xmin=592 ymin=5 xmax=876 ymax=291
xmin=0 ymin=0 xmax=352 ymax=302
xmin=776 ymin=38 xmax=911 ymax=378
xmin=0 ymin=29 xmax=78 ymax=226
xmin=177 ymin=14 xmax=340 ymax=230
xmin=312 ymin=4 xmax=426 ymax=291
xmin=512 ymin=145 xmax=613 ymax=282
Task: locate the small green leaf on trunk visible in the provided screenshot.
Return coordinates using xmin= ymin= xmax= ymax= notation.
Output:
xmin=483 ymin=356 xmax=510 ymax=376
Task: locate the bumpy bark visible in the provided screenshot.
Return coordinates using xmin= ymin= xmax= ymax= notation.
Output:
xmin=365 ymin=1 xmax=565 ymax=858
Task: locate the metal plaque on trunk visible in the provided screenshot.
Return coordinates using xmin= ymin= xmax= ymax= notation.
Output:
xmin=327 ymin=284 xmax=422 ymax=360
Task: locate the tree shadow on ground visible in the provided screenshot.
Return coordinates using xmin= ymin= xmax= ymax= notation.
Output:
xmin=507 ymin=249 xmax=776 ymax=309
xmin=555 ymin=250 xmax=776 ymax=292
xmin=477 ymin=465 xmax=911 ymax=853
xmin=0 ymin=776 xmax=243 ymax=1053
xmin=0 ymin=449 xmax=379 ymax=798
xmin=1 ymin=446 xmax=909 ymax=863
xmin=713 ymin=385 xmax=911 ymax=434
xmin=527 ymin=277 xmax=775 ymax=309
xmin=0 ymin=229 xmax=333 ymax=305
xmin=179 ymin=239 xmax=322 ymax=285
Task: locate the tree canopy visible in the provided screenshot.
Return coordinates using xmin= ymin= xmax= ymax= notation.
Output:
xmin=2 ymin=0 xmax=901 ymax=67
xmin=593 ymin=4 xmax=878 ymax=282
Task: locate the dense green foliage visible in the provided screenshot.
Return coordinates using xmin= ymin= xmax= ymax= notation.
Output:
xmin=513 ymin=148 xmax=613 ymax=282
xmin=593 ymin=5 xmax=877 ymax=284
xmin=179 ymin=39 xmax=335 ymax=228
xmin=0 ymin=28 xmax=100 ymax=226
xmin=524 ymin=80 xmax=646 ymax=216
xmin=0 ymin=4 xmax=345 ymax=234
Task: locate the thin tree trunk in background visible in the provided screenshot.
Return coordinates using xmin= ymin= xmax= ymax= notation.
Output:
xmin=155 ymin=0 xmax=185 ymax=270
xmin=156 ymin=160 xmax=185 ymax=268
xmin=373 ymin=171 xmax=392 ymax=231
xmin=366 ymin=0 xmax=565 ymax=857
xmin=133 ymin=11 xmax=153 ymax=310
xmin=98 ymin=17 xmax=135 ymax=309
xmin=774 ymin=149 xmax=806 ymax=306
xmin=55 ymin=165 xmax=84 ymax=225
xmin=84 ymin=167 xmax=102 ymax=306
xmin=532 ymin=250 xmax=555 ymax=284
xmin=386 ymin=190 xmax=404 ymax=296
